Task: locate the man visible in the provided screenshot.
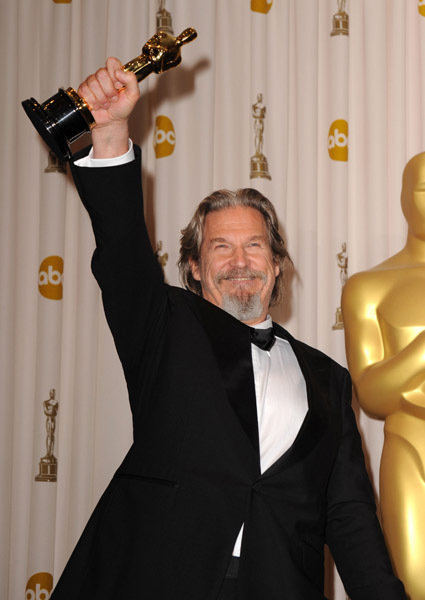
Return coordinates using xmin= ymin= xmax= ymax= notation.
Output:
xmin=51 ymin=59 xmax=405 ymax=600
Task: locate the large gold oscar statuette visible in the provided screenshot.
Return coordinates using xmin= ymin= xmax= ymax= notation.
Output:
xmin=35 ymin=389 xmax=59 ymax=482
xmin=22 ymin=27 xmax=197 ymax=161
xmin=342 ymin=152 xmax=425 ymax=598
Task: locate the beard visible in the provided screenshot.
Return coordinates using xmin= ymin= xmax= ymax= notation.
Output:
xmin=214 ymin=268 xmax=267 ymax=322
xmin=221 ymin=292 xmax=264 ymax=322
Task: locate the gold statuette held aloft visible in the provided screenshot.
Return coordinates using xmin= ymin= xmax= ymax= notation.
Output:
xmin=123 ymin=28 xmax=196 ymax=81
xmin=22 ymin=27 xmax=197 ymax=161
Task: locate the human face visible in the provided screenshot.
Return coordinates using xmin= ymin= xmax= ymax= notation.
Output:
xmin=190 ymin=206 xmax=280 ymax=325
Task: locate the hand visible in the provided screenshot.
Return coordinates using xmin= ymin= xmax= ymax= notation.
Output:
xmin=77 ymin=57 xmax=141 ymax=158
xmin=78 ymin=57 xmax=140 ymax=127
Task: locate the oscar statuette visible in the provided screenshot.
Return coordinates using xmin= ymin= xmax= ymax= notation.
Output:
xmin=250 ymin=93 xmax=271 ymax=180
xmin=332 ymin=242 xmax=348 ymax=330
xmin=22 ymin=27 xmax=197 ymax=161
xmin=330 ymin=0 xmax=349 ymax=36
xmin=156 ymin=0 xmax=173 ymax=34
xmin=35 ymin=389 xmax=59 ymax=482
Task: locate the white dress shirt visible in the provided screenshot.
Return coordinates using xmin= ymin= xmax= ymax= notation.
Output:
xmin=74 ymin=139 xmax=135 ymax=167
xmin=75 ymin=143 xmax=309 ymax=558
xmin=232 ymin=316 xmax=308 ymax=556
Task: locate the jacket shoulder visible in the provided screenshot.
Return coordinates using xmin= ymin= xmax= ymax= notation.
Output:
xmin=273 ymin=322 xmax=350 ymax=381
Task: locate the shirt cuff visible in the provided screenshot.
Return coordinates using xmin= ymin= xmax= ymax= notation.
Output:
xmin=74 ymin=139 xmax=135 ymax=167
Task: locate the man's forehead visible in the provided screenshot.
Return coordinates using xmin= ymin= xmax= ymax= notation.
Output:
xmin=203 ymin=206 xmax=267 ymax=235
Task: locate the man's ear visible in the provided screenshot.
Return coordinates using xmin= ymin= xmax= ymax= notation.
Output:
xmin=189 ymin=258 xmax=201 ymax=282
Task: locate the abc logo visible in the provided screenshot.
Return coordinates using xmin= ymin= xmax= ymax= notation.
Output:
xmin=26 ymin=572 xmax=53 ymax=600
xmin=154 ymin=115 xmax=176 ymax=158
xmin=39 ymin=256 xmax=64 ymax=300
xmin=328 ymin=119 xmax=348 ymax=162
xmin=52 ymin=0 xmax=71 ymax=3
xmin=419 ymin=0 xmax=425 ymax=16
xmin=251 ymin=0 xmax=273 ymax=13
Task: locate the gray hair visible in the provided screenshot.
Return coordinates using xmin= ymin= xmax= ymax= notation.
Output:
xmin=178 ymin=188 xmax=290 ymax=306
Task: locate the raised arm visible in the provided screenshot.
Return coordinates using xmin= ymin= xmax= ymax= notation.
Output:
xmin=70 ymin=60 xmax=167 ymax=411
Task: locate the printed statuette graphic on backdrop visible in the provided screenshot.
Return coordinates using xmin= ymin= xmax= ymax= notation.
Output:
xmin=155 ymin=241 xmax=169 ymax=269
xmin=21 ymin=27 xmax=197 ymax=162
xmin=157 ymin=0 xmax=173 ymax=34
xmin=250 ymin=94 xmax=271 ymax=180
xmin=332 ymin=242 xmax=348 ymax=331
xmin=35 ymin=389 xmax=59 ymax=482
xmin=45 ymin=150 xmax=67 ymax=174
xmin=331 ymin=0 xmax=349 ymax=36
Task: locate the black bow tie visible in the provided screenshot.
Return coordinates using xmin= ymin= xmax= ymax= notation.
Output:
xmin=250 ymin=327 xmax=275 ymax=351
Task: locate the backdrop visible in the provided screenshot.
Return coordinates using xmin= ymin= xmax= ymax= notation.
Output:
xmin=1 ymin=1 xmax=425 ymax=598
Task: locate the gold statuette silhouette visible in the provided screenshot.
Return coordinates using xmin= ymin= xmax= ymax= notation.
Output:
xmin=332 ymin=242 xmax=348 ymax=330
xmin=250 ymin=93 xmax=271 ymax=180
xmin=156 ymin=0 xmax=173 ymax=34
xmin=35 ymin=389 xmax=59 ymax=482
xmin=330 ymin=0 xmax=349 ymax=36
xmin=22 ymin=27 xmax=197 ymax=161
xmin=342 ymin=153 xmax=425 ymax=599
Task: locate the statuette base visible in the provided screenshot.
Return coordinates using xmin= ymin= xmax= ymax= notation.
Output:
xmin=331 ymin=13 xmax=349 ymax=36
xmin=250 ymin=154 xmax=271 ymax=180
xmin=35 ymin=457 xmax=58 ymax=482
xmin=332 ymin=306 xmax=344 ymax=330
xmin=22 ymin=88 xmax=94 ymax=162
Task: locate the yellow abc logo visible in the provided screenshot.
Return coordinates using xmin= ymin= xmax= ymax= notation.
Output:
xmin=251 ymin=0 xmax=273 ymax=13
xmin=419 ymin=0 xmax=425 ymax=16
xmin=26 ymin=572 xmax=53 ymax=600
xmin=52 ymin=0 xmax=71 ymax=3
xmin=328 ymin=119 xmax=348 ymax=162
xmin=38 ymin=256 xmax=64 ymax=300
xmin=154 ymin=115 xmax=176 ymax=158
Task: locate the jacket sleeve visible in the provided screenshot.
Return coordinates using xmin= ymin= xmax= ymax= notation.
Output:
xmin=325 ymin=369 xmax=406 ymax=600
xmin=70 ymin=145 xmax=168 ymax=415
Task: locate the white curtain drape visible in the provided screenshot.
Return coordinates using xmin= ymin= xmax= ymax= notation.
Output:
xmin=1 ymin=1 xmax=425 ymax=598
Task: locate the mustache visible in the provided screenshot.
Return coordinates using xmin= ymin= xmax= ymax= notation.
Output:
xmin=214 ymin=268 xmax=267 ymax=285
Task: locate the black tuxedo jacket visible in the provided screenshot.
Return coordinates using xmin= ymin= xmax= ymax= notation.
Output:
xmin=51 ymin=147 xmax=405 ymax=600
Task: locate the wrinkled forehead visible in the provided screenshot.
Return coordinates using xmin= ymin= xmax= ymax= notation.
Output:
xmin=201 ymin=206 xmax=269 ymax=243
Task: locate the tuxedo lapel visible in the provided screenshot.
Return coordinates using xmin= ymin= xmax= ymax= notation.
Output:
xmin=188 ymin=293 xmax=260 ymax=455
xmin=259 ymin=324 xmax=330 ymax=475
xmin=183 ymin=295 xmax=330 ymax=470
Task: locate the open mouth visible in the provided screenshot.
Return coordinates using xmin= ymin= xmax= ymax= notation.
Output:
xmin=215 ymin=269 xmax=266 ymax=286
xmin=227 ymin=277 xmax=255 ymax=281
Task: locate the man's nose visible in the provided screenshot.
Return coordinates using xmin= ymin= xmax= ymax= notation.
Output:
xmin=230 ymin=246 xmax=249 ymax=267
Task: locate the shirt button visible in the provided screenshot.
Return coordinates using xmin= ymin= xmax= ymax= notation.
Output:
xmin=252 ymin=482 xmax=262 ymax=492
